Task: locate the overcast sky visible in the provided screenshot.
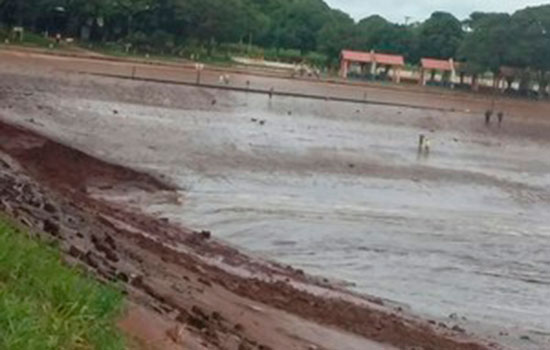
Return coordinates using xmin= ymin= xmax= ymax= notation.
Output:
xmin=324 ymin=0 xmax=550 ymax=23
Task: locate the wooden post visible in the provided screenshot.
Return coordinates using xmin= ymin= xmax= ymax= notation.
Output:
xmin=473 ymin=76 xmax=479 ymax=91
xmin=449 ymin=58 xmax=456 ymax=87
xmin=195 ymin=63 xmax=204 ymax=85
xmin=370 ymin=50 xmax=377 ymax=76
xmin=395 ymin=67 xmax=401 ymax=84
xmin=340 ymin=57 xmax=349 ymax=78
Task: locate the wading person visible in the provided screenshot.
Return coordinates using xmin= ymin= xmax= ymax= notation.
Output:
xmin=418 ymin=134 xmax=430 ymax=157
xmin=485 ymin=110 xmax=493 ymax=125
xmin=497 ymin=111 xmax=504 ymax=126
xmin=418 ymin=134 xmax=425 ymax=154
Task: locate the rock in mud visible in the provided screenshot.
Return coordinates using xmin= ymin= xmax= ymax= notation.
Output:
xmin=198 ymin=277 xmax=212 ymax=287
xmin=68 ymin=245 xmax=84 ymax=258
xmin=43 ymin=219 xmax=60 ymax=236
xmin=104 ymin=248 xmax=119 ymax=262
xmin=105 ymin=234 xmax=116 ymax=249
xmin=116 ymin=271 xmax=129 ymax=283
xmin=197 ymin=230 xmax=211 ymax=239
xmin=452 ymin=325 xmax=465 ymax=333
xmin=131 ymin=274 xmax=144 ymax=288
xmin=238 ymin=340 xmax=253 ymax=350
xmin=83 ymin=251 xmax=100 ymax=269
xmin=187 ymin=315 xmax=208 ymax=331
xmin=166 ymin=325 xmax=186 ymax=344
xmin=211 ymin=311 xmax=223 ymax=322
xmin=191 ymin=305 xmax=209 ymax=320
xmin=43 ymin=202 xmax=56 ymax=213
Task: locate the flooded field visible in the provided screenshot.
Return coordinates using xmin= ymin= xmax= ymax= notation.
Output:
xmin=1 ymin=55 xmax=550 ymax=348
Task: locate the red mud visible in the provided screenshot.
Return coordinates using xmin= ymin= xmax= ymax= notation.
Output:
xmin=0 ymin=120 xmax=496 ymax=350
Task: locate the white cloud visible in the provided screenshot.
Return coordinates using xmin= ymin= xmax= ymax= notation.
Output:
xmin=324 ymin=0 xmax=550 ymax=23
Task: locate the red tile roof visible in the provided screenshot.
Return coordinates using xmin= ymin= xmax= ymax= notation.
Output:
xmin=341 ymin=50 xmax=405 ymax=66
xmin=341 ymin=50 xmax=374 ymax=63
xmin=375 ymin=53 xmax=405 ymax=66
xmin=421 ymin=58 xmax=454 ymax=71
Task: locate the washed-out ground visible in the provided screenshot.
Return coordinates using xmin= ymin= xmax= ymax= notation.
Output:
xmin=1 ymin=49 xmax=550 ymax=349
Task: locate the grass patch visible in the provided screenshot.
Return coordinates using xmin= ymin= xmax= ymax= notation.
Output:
xmin=81 ymin=42 xmax=188 ymax=62
xmin=0 ymin=31 xmax=52 ymax=48
xmin=19 ymin=32 xmax=54 ymax=48
xmin=0 ymin=219 xmax=126 ymax=350
xmin=0 ymin=29 xmax=80 ymax=52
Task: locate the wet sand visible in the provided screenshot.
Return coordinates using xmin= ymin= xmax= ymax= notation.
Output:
xmin=1 ymin=49 xmax=550 ymax=349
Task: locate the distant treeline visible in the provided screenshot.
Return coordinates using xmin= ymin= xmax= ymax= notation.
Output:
xmin=1 ymin=0 xmax=550 ymax=92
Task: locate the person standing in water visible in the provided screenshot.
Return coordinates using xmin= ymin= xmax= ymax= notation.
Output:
xmin=497 ymin=111 xmax=504 ymax=126
xmin=485 ymin=110 xmax=493 ymax=125
xmin=418 ymin=134 xmax=430 ymax=157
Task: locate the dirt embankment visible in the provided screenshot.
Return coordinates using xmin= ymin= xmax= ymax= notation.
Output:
xmin=0 ymin=120 xmax=497 ymax=350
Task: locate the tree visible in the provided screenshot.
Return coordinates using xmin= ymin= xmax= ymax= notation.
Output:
xmin=174 ymin=0 xmax=265 ymax=48
xmin=258 ymin=0 xmax=331 ymax=53
xmin=316 ymin=9 xmax=354 ymax=65
xmin=510 ymin=5 xmax=550 ymax=95
xmin=417 ymin=11 xmax=463 ymax=59
xmin=458 ymin=13 xmax=513 ymax=75
xmin=110 ymin=0 xmax=155 ymax=36
xmin=350 ymin=15 xmax=416 ymax=62
xmin=353 ymin=15 xmax=392 ymax=50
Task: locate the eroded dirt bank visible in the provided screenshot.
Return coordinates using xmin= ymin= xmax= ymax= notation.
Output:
xmin=0 ymin=121 xmax=495 ymax=350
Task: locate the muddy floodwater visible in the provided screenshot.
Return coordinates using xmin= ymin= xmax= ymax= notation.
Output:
xmin=148 ymin=94 xmax=550 ymax=335
xmin=2 ymin=67 xmax=550 ymax=347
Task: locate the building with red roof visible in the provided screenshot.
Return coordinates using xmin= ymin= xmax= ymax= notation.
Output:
xmin=419 ymin=58 xmax=457 ymax=86
xmin=421 ymin=58 xmax=454 ymax=71
xmin=340 ymin=50 xmax=405 ymax=83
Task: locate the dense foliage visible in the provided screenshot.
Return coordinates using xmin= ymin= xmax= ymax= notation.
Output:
xmin=1 ymin=0 xmax=550 ymax=85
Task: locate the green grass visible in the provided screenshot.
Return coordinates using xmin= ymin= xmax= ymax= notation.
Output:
xmin=0 ymin=29 xmax=80 ymax=52
xmin=0 ymin=219 xmax=126 ymax=350
xmin=81 ymin=42 xmax=187 ymax=61
xmin=89 ymin=43 xmax=235 ymax=66
xmin=19 ymin=32 xmax=54 ymax=48
xmin=0 ymin=31 xmax=52 ymax=48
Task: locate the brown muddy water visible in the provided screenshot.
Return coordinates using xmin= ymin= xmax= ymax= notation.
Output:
xmin=1 ymin=73 xmax=550 ymax=348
